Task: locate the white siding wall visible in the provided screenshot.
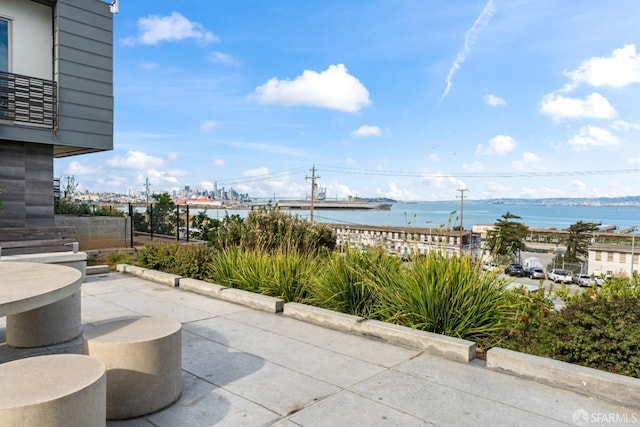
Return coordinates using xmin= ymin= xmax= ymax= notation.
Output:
xmin=0 ymin=0 xmax=52 ymax=79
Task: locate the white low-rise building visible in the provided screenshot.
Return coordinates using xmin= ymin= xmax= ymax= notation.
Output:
xmin=588 ymin=244 xmax=639 ymax=277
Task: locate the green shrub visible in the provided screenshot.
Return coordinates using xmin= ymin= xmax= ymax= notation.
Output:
xmin=494 ymin=287 xmax=554 ymax=353
xmin=535 ymin=293 xmax=640 ymax=378
xmin=137 ymin=243 xmax=181 ymax=271
xmin=207 ymin=248 xmax=314 ymax=302
xmin=374 ymin=250 xmax=514 ymax=341
xmin=137 ymin=243 xmax=215 ymax=279
xmin=311 ymin=248 xmax=402 ymax=318
xmin=207 ymin=206 xmax=335 ymax=255
xmin=107 ymin=252 xmax=134 ymax=268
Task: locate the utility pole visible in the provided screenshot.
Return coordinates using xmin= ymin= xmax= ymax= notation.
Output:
xmin=457 ymin=188 xmax=467 ymax=257
xmin=631 ymin=227 xmax=637 ymax=278
xmin=306 ymin=165 xmax=320 ymax=222
xmin=145 ymin=177 xmax=150 ymax=211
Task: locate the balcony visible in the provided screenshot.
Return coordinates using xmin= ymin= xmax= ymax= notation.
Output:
xmin=0 ymin=71 xmax=56 ymax=128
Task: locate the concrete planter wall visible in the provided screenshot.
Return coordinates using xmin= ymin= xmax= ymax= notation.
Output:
xmin=55 ymin=215 xmax=131 ymax=251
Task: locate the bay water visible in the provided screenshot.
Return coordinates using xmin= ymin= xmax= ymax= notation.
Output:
xmin=200 ymin=201 xmax=640 ymax=230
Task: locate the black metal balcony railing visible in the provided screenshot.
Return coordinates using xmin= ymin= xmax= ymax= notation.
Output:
xmin=0 ymin=71 xmax=56 ymax=128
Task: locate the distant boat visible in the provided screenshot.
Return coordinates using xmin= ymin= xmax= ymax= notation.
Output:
xmin=277 ymin=188 xmax=392 ymax=211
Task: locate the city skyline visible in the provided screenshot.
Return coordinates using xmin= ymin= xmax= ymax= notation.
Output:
xmin=54 ymin=0 xmax=640 ymax=201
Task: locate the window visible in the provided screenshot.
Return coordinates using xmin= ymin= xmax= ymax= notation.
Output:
xmin=620 ymin=253 xmax=626 ymax=263
xmin=0 ymin=18 xmax=8 ymax=120
xmin=607 ymin=252 xmax=614 ymax=262
xmin=595 ymin=251 xmax=601 ymax=261
xmin=0 ymin=18 xmax=7 ymax=72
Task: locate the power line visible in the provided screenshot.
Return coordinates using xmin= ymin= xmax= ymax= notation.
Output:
xmin=317 ymin=166 xmax=640 ymax=179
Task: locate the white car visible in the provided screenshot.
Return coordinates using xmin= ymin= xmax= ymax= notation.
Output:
xmin=572 ymin=274 xmax=593 ymax=287
xmin=548 ymin=269 xmax=572 ymax=283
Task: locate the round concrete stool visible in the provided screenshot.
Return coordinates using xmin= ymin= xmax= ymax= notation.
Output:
xmin=82 ymin=316 xmax=182 ymax=420
xmin=0 ymin=354 xmax=106 ymax=427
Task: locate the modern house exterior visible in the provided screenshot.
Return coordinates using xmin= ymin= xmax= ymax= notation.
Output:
xmin=0 ymin=0 xmax=113 ymax=232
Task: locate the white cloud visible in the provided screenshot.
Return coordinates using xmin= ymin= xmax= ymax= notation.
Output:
xmin=567 ymin=125 xmax=619 ymax=151
xmin=207 ymin=51 xmax=241 ymax=66
xmin=351 ymin=125 xmax=381 ymax=137
xmin=612 ymin=120 xmax=640 ymax=131
xmin=564 ymin=44 xmax=640 ymax=90
xmin=539 ymin=92 xmax=616 ymax=120
xmin=441 ymin=0 xmax=496 ymax=100
xmin=420 ymin=172 xmax=466 ymax=197
xmin=107 ymin=151 xmax=164 ymax=170
xmin=511 ymin=153 xmax=541 ymax=170
xmin=477 ymin=135 xmax=515 ymax=155
xmin=211 ymin=158 xmax=225 ymax=167
xmin=429 ymin=153 xmax=439 ymax=161
xmin=199 ymin=181 xmax=215 ymax=191
xmin=483 ymin=93 xmax=506 ymax=107
xmin=222 ymin=141 xmax=307 ymax=157
xmin=200 ymin=120 xmax=218 ymax=132
xmin=253 ymin=64 xmax=371 ymax=113
xmin=67 ymin=161 xmax=100 ymax=176
xmin=167 ymin=152 xmax=178 ymax=160
xmin=378 ymin=182 xmax=419 ymax=201
xmin=522 ymin=152 xmax=541 ymax=163
xmin=462 ymin=161 xmax=484 ymax=172
xmin=243 ymin=167 xmax=269 ymax=177
xmin=125 ymin=12 xmax=218 ymax=46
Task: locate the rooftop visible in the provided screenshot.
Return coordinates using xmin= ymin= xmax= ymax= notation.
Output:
xmin=1 ymin=271 xmax=636 ymax=426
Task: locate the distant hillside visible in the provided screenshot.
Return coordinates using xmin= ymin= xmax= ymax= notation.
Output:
xmin=480 ymin=196 xmax=640 ymax=207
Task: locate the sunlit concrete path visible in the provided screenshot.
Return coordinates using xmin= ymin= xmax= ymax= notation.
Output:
xmin=1 ymin=272 xmax=637 ymax=426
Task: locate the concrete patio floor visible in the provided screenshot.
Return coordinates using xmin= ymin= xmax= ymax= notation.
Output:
xmin=1 ymin=271 xmax=638 ymax=426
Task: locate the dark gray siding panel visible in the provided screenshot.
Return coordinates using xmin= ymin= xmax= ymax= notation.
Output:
xmin=24 ymin=143 xmax=54 ymax=228
xmin=58 ymin=74 xmax=112 ymax=97
xmin=58 ymin=31 xmax=112 ymax=59
xmin=56 ymin=0 xmax=112 ymax=25
xmin=58 ymin=89 xmax=113 ymax=111
xmin=54 ymin=0 xmax=113 ymax=157
xmin=56 ymin=116 xmax=113 ymax=137
xmin=57 ymin=16 xmax=113 ymax=44
xmin=58 ymin=45 xmax=112 ymax=71
xmin=0 ymin=142 xmax=54 ymax=228
xmin=0 ymin=125 xmax=57 ymax=145
xmin=58 ymin=60 xmax=112 ymax=85
xmin=59 ymin=103 xmax=113 ymax=123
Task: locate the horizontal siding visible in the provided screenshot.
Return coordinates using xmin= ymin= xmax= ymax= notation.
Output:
xmin=58 ymin=45 xmax=112 ymax=71
xmin=56 ymin=116 xmax=113 ymax=136
xmin=0 ymin=125 xmax=56 ymax=146
xmin=54 ymin=0 xmax=113 ymax=156
xmin=55 ymin=130 xmax=112 ymax=151
xmin=58 ymin=102 xmax=113 ymax=123
xmin=58 ymin=30 xmax=112 ymax=59
xmin=57 ymin=0 xmax=112 ymax=26
xmin=58 ymin=88 xmax=113 ymax=110
xmin=58 ymin=59 xmax=112 ymax=85
xmin=57 ymin=15 xmax=113 ymax=45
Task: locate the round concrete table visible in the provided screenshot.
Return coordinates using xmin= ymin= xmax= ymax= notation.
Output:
xmin=0 ymin=354 xmax=106 ymax=427
xmin=0 ymin=261 xmax=82 ymax=347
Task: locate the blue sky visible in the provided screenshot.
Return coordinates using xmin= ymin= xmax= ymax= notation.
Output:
xmin=56 ymin=0 xmax=640 ymax=201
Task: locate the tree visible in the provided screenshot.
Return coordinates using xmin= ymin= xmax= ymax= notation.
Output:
xmin=485 ymin=212 xmax=529 ymax=261
xmin=148 ymin=193 xmax=178 ymax=236
xmin=564 ymin=220 xmax=599 ymax=262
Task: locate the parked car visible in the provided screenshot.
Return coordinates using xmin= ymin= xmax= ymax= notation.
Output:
xmin=524 ymin=267 xmax=546 ymax=280
xmin=548 ymin=269 xmax=572 ymax=283
xmin=505 ymin=263 xmax=525 ymax=277
xmin=572 ymin=274 xmax=593 ymax=287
